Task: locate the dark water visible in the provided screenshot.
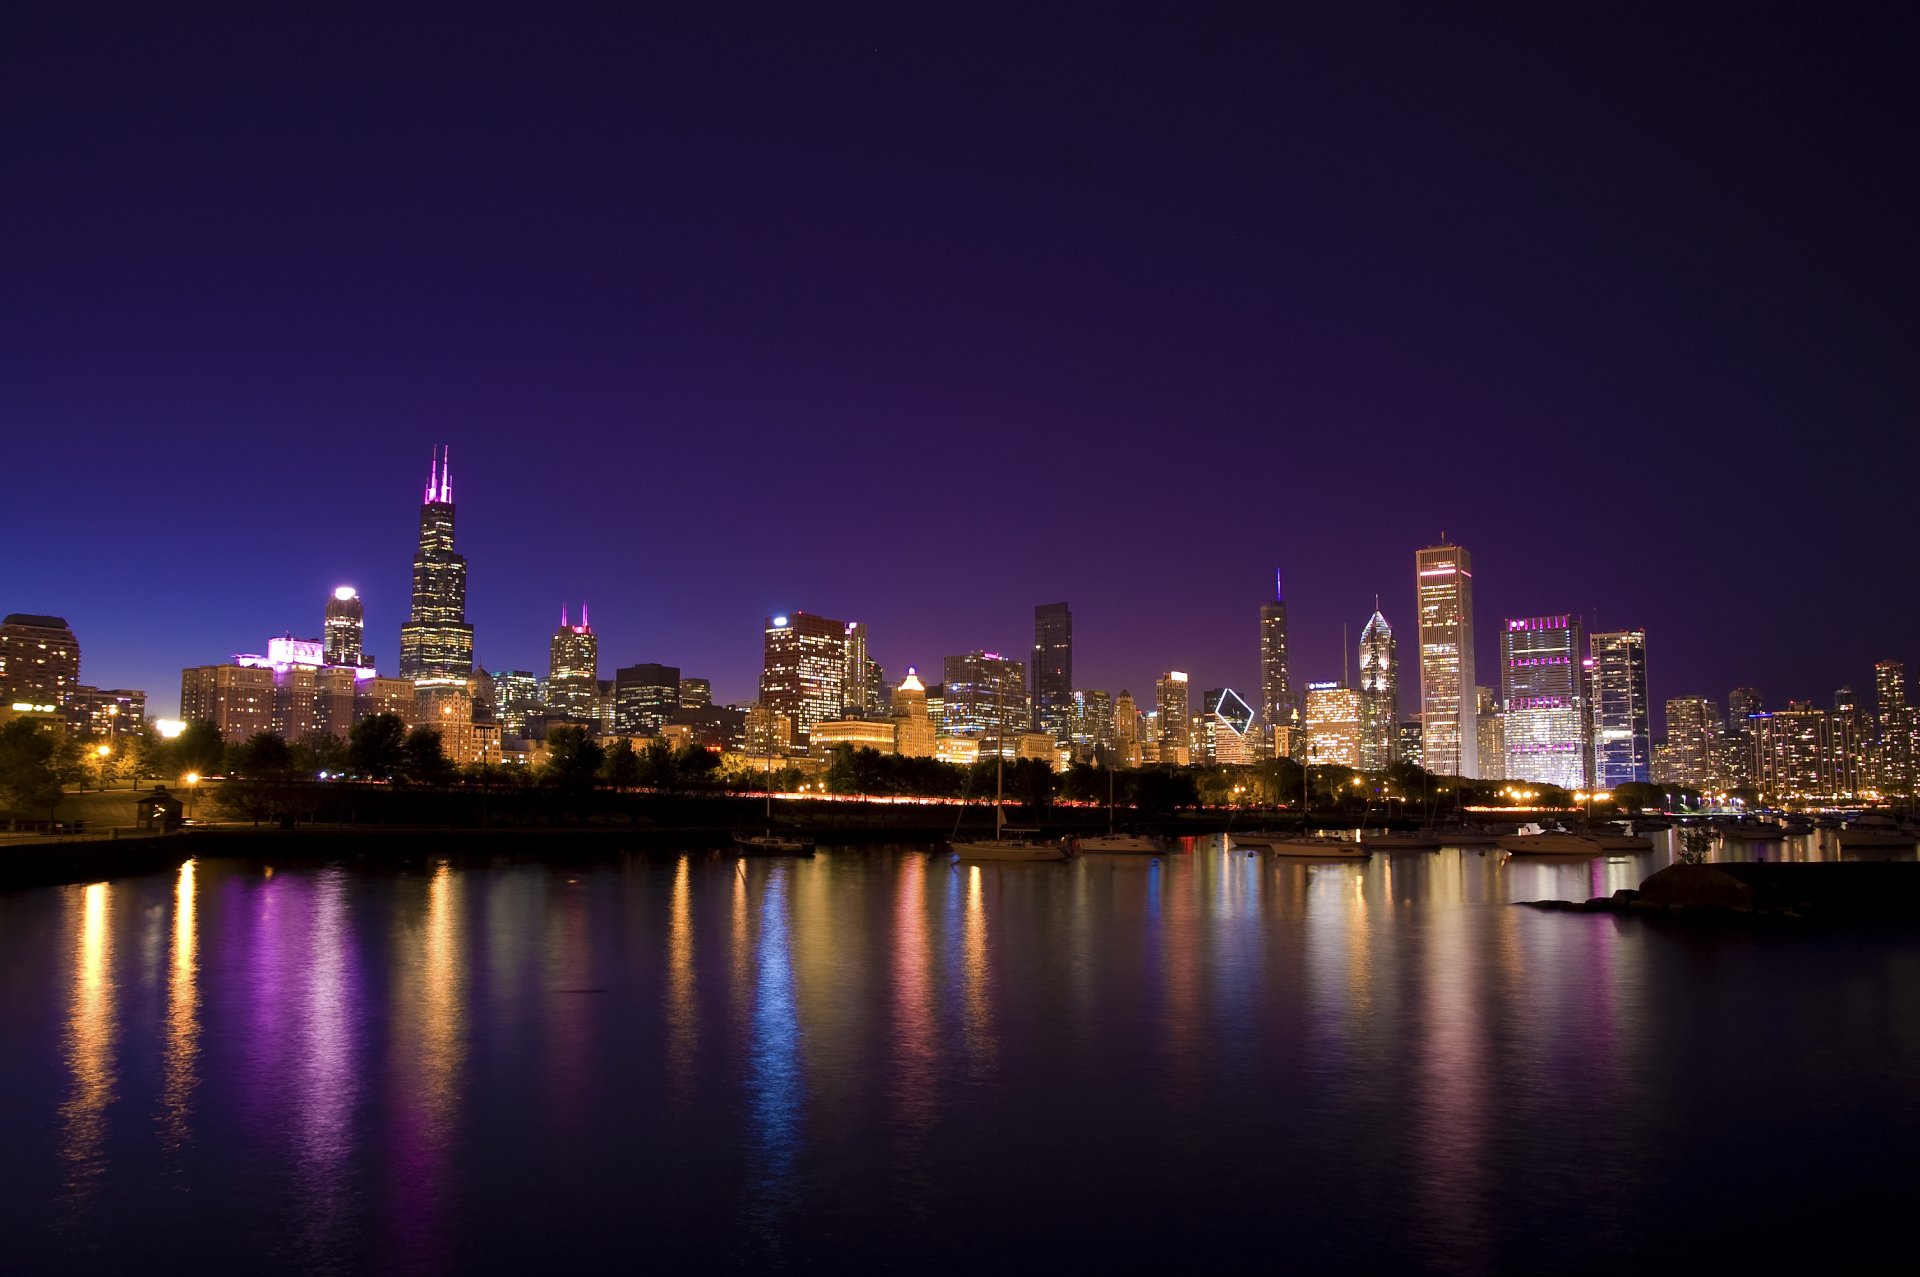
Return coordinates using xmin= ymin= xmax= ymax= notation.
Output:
xmin=3 ymin=839 xmax=1918 ymax=1274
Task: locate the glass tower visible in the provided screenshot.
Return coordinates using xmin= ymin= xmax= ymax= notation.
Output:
xmin=1500 ymin=615 xmax=1586 ymax=788
xmin=1415 ymin=543 xmax=1478 ymax=777
xmin=1032 ymin=602 xmax=1074 ymax=743
xmin=1589 ymin=629 xmax=1650 ymax=787
xmin=1258 ymin=571 xmax=1292 ymax=743
xmin=1357 ymin=607 xmax=1399 ymax=771
xmin=397 ymin=446 xmax=475 ymax=683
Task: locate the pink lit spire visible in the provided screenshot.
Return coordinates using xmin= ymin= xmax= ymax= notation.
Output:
xmin=581 ymin=601 xmax=589 ymax=630
xmin=562 ymin=603 xmax=569 ymax=627
xmin=425 ymin=446 xmax=439 ymax=504
xmin=440 ymin=444 xmax=452 ymax=503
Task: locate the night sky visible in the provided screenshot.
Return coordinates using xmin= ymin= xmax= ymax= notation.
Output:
xmin=5 ymin=6 xmax=1917 ymax=722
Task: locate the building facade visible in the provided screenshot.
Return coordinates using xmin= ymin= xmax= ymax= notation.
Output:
xmin=547 ymin=605 xmax=600 ymax=722
xmin=1357 ymin=608 xmax=1399 ymax=771
xmin=1258 ymin=571 xmax=1292 ymax=743
xmin=614 ymin=662 xmax=680 ymax=735
xmin=1589 ymin=629 xmax=1650 ymax=787
xmin=1031 ymin=602 xmax=1074 ymax=743
xmin=1501 ymin=614 xmax=1587 ymax=789
xmin=890 ymin=669 xmax=937 ymax=758
xmin=1415 ymin=543 xmax=1477 ymax=777
xmin=1155 ymin=671 xmax=1192 ymax=767
xmin=1304 ymin=682 xmax=1363 ymax=768
xmin=942 ymin=650 xmax=1030 ymax=758
xmin=1662 ymin=696 xmax=1720 ymax=790
xmin=397 ymin=446 xmax=475 ymax=683
xmin=1112 ymin=691 xmax=1142 ymax=768
xmin=324 ymin=587 xmax=367 ymax=668
xmin=761 ymin=612 xmax=848 ymax=744
xmin=0 ymin=613 xmax=81 ymax=711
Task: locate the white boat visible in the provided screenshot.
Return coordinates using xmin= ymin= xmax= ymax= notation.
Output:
xmin=1075 ymin=833 xmax=1162 ymax=854
xmin=1838 ymin=814 xmax=1918 ymax=849
xmin=732 ymin=831 xmax=815 ymax=856
xmin=1498 ymin=825 xmax=1606 ymax=856
xmin=1265 ymin=836 xmax=1369 ymax=859
xmin=948 ymin=737 xmax=1069 ymax=862
xmin=951 ymin=827 xmax=1069 ymax=862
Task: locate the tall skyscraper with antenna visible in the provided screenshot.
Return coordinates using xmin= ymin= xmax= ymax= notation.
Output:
xmin=398 ymin=445 xmax=475 ymax=683
xmin=548 ymin=603 xmax=599 ymax=721
xmin=1258 ymin=570 xmax=1292 ymax=747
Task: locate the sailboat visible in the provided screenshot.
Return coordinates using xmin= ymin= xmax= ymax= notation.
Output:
xmin=732 ymin=749 xmax=815 ymax=856
xmin=949 ymin=729 xmax=1069 ymax=862
xmin=1074 ymin=764 xmax=1160 ymax=853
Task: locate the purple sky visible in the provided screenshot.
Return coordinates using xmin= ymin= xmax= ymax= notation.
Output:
xmin=4 ymin=7 xmax=1918 ymax=723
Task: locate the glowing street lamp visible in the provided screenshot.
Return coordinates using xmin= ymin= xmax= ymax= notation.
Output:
xmin=186 ymin=771 xmax=200 ymax=820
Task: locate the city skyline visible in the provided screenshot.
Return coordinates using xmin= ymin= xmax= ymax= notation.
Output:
xmin=6 ymin=10 xmax=1917 ymax=723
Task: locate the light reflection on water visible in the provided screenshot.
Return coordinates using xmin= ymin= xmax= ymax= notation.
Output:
xmin=5 ymin=837 xmax=1918 ymax=1274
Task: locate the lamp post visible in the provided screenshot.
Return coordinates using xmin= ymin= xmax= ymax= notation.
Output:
xmin=186 ymin=772 xmax=199 ymax=821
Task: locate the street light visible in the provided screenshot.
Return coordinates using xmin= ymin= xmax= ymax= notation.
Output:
xmin=186 ymin=771 xmax=199 ymax=820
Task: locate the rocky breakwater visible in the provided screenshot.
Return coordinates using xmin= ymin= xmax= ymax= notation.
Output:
xmin=1521 ymin=861 xmax=1920 ymax=923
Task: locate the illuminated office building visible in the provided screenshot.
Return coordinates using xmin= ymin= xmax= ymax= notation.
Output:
xmin=490 ymin=670 xmax=543 ymax=736
xmin=614 ymin=662 xmax=680 ymax=735
xmin=810 ymin=718 xmax=897 ymax=757
xmin=744 ymin=704 xmax=794 ymax=757
xmin=1258 ymin=571 xmax=1292 ymax=739
xmin=1304 ymin=682 xmax=1363 ymax=768
xmin=1032 ymin=602 xmax=1074 ymax=742
xmin=841 ymin=622 xmax=884 ymax=718
xmin=761 ymin=612 xmax=848 ymax=744
xmin=679 ymin=677 xmax=712 ymax=709
xmin=1663 ymin=696 xmax=1720 ymax=790
xmin=943 ymin=651 xmax=1030 ymax=758
xmin=1415 ymin=543 xmax=1478 ymax=777
xmin=1112 ymin=690 xmax=1142 ymax=768
xmin=324 ymin=587 xmax=367 ymax=668
xmin=1357 ymin=607 xmax=1399 ymax=771
xmin=1156 ymin=671 xmax=1192 ymax=766
xmin=890 ymin=668 xmax=937 ymax=758
xmin=1501 ymin=615 xmax=1586 ymax=789
xmin=1397 ymin=720 xmax=1424 ymax=770
xmin=397 ymin=446 xmax=475 ymax=683
xmin=1589 ymin=629 xmax=1650 ymax=787
xmin=0 ymin=613 xmax=81 ymax=710
xmin=1198 ymin=687 xmax=1256 ymax=765
xmin=546 ymin=604 xmax=599 ymax=723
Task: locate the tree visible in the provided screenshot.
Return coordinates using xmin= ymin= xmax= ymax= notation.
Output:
xmin=349 ymin=713 xmax=409 ymax=780
xmin=401 ymin=727 xmax=454 ymax=785
xmin=231 ymin=732 xmax=294 ymax=778
xmin=601 ymin=738 xmax=642 ymax=789
xmin=0 ymin=719 xmax=68 ymax=825
xmin=291 ymin=733 xmax=350 ymax=777
xmin=543 ymin=725 xmax=604 ymax=791
xmin=174 ymin=719 xmax=226 ymax=777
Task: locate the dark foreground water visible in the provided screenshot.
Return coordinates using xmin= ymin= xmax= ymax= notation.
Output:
xmin=3 ymin=838 xmax=1918 ymax=1274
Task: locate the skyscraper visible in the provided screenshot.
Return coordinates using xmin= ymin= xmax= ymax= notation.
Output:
xmin=1589 ymin=629 xmax=1650 ymax=787
xmin=614 ymin=662 xmax=680 ymax=735
xmin=1874 ymin=661 xmax=1914 ymax=798
xmin=842 ymin=622 xmax=876 ymax=718
xmin=324 ymin=586 xmax=367 ymax=668
xmin=0 ymin=613 xmax=80 ymax=709
xmin=1258 ymin=571 xmax=1292 ymax=743
xmin=679 ymin=677 xmax=713 ymax=709
xmin=491 ymin=669 xmax=543 ymax=737
xmin=761 ymin=612 xmax=849 ymax=744
xmin=1032 ymin=602 xmax=1073 ymax=742
xmin=1304 ymin=683 xmax=1363 ymax=767
xmin=1500 ymin=614 xmax=1586 ymax=788
xmin=1415 ymin=542 xmax=1477 ymax=777
xmin=1663 ymin=696 xmax=1720 ymax=790
xmin=890 ymin=668 xmax=937 ymax=759
xmin=1112 ymin=690 xmax=1142 ymax=768
xmin=1475 ymin=685 xmax=1506 ymax=782
xmin=547 ymin=604 xmax=599 ymax=722
xmin=1155 ymin=671 xmax=1192 ymax=766
xmin=1197 ymin=687 xmax=1256 ymax=764
xmin=942 ymin=650 xmax=1029 ymax=758
xmin=1069 ymin=689 xmax=1114 ymax=763
xmin=1357 ymin=606 xmax=1399 ymax=771
xmin=397 ymin=446 xmax=475 ymax=684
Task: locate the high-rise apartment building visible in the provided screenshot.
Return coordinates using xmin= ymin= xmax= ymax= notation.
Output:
xmin=1112 ymin=690 xmax=1142 ymax=768
xmin=1415 ymin=543 xmax=1477 ymax=777
xmin=1589 ymin=629 xmax=1650 ymax=787
xmin=1357 ymin=607 xmax=1399 ymax=771
xmin=761 ymin=612 xmax=848 ymax=745
xmin=1032 ymin=602 xmax=1073 ymax=742
xmin=547 ymin=604 xmax=599 ymax=722
xmin=1749 ymin=704 xmax=1837 ymax=802
xmin=614 ymin=662 xmax=680 ymax=735
xmin=1258 ymin=571 xmax=1292 ymax=740
xmin=1304 ymin=682 xmax=1363 ymax=768
xmin=942 ymin=651 xmax=1030 ymax=758
xmin=323 ymin=587 xmax=367 ymax=668
xmin=1069 ymin=689 xmax=1114 ymax=763
xmin=1663 ymin=696 xmax=1720 ymax=790
xmin=1501 ymin=615 xmax=1586 ymax=789
xmin=1874 ymin=661 xmax=1914 ymax=797
xmin=0 ymin=613 xmax=81 ymax=710
xmin=1831 ymin=685 xmax=1869 ymax=798
xmin=1155 ymin=671 xmax=1192 ymax=766
xmin=397 ymin=447 xmax=475 ymax=683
